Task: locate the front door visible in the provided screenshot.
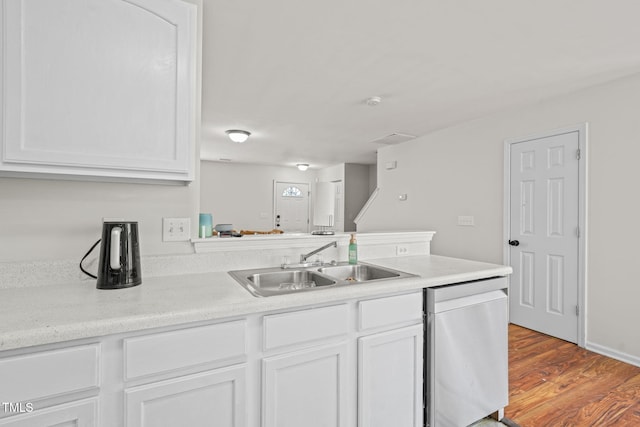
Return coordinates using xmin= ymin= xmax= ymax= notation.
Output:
xmin=274 ymin=181 xmax=310 ymax=233
xmin=507 ymin=130 xmax=581 ymax=343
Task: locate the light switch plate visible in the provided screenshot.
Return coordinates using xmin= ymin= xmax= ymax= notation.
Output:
xmin=163 ymin=217 xmax=191 ymax=241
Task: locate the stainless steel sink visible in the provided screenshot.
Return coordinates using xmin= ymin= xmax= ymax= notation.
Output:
xmin=317 ymin=264 xmax=401 ymax=282
xmin=229 ymin=262 xmax=416 ymax=297
xmin=228 ymin=268 xmax=337 ymax=297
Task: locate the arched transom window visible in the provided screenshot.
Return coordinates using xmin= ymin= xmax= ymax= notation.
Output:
xmin=282 ymin=186 xmax=303 ymax=197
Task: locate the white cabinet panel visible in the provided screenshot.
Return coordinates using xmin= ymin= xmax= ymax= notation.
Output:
xmin=125 ymin=365 xmax=246 ymax=427
xmin=262 ymin=342 xmax=349 ymax=427
xmin=358 ymin=291 xmax=422 ymax=331
xmin=0 ymin=344 xmax=99 ymax=403
xmin=124 ymin=320 xmax=246 ymax=380
xmin=0 ymin=398 xmax=98 ymax=427
xmin=263 ymin=304 xmax=349 ymax=351
xmin=1 ymin=0 xmax=197 ymax=182
xmin=358 ymin=325 xmax=423 ymax=427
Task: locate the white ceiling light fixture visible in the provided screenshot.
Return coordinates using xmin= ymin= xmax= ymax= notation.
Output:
xmin=225 ymin=129 xmax=251 ymax=143
xmin=365 ymin=96 xmax=382 ymax=106
xmin=297 ymin=163 xmax=309 ymax=171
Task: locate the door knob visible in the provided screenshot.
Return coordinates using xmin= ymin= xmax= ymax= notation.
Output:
xmin=508 ymin=240 xmax=520 ymax=246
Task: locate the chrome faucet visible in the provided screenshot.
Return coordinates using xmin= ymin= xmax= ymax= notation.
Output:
xmin=281 ymin=241 xmax=338 ymax=269
xmin=300 ymin=241 xmax=337 ymax=263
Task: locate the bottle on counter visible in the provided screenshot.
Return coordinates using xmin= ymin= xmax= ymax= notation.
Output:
xmin=348 ymin=233 xmax=358 ymax=265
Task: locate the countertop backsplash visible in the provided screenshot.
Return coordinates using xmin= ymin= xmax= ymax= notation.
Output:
xmin=0 ymin=231 xmax=435 ymax=289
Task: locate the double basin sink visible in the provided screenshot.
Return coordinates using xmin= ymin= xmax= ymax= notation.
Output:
xmin=229 ymin=262 xmax=416 ymax=297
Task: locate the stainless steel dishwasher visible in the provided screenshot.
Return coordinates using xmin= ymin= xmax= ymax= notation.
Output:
xmin=425 ymin=277 xmax=509 ymax=427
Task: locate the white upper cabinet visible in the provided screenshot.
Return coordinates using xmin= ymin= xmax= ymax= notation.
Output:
xmin=0 ymin=0 xmax=198 ymax=182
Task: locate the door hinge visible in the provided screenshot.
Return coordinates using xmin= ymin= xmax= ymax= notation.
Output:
xmin=576 ymin=305 xmax=580 ymax=316
xmin=576 ymin=226 xmax=580 ymax=238
xmin=576 ymin=149 xmax=581 ymax=160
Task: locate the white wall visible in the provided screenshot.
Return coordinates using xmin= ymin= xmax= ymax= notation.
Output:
xmin=0 ymin=177 xmax=198 ymax=262
xmin=359 ymin=72 xmax=640 ymax=362
xmin=200 ymin=161 xmax=317 ymax=231
xmin=317 ymin=164 xmax=344 ymax=182
xmin=0 ymin=160 xmax=318 ymax=264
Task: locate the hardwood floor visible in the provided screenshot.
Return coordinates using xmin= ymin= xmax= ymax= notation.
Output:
xmin=505 ymin=324 xmax=640 ymax=426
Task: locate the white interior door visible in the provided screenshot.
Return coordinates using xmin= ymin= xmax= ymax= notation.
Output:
xmin=508 ymin=130 xmax=581 ymax=343
xmin=274 ymin=181 xmax=310 ymax=233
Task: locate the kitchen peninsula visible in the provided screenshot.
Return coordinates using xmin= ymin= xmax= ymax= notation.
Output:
xmin=0 ymin=231 xmax=511 ymax=427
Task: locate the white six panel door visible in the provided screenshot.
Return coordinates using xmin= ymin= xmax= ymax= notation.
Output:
xmin=509 ymin=131 xmax=579 ymax=342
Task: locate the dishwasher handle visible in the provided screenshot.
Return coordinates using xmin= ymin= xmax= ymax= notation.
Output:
xmin=426 ymin=277 xmax=508 ymax=311
xmin=430 ymin=289 xmax=506 ymax=313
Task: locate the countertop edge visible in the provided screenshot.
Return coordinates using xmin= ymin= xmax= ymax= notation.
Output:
xmin=0 ymin=255 xmax=511 ymax=352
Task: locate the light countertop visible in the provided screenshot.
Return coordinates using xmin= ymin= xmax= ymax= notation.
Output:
xmin=0 ymin=255 xmax=511 ymax=352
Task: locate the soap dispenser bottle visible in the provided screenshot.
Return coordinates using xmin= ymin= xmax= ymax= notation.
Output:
xmin=348 ymin=233 xmax=358 ymax=265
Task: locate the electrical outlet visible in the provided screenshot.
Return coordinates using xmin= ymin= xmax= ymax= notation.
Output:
xmin=457 ymin=215 xmax=475 ymax=226
xmin=163 ymin=217 xmax=191 ymax=242
xmin=396 ymin=245 xmax=409 ymax=256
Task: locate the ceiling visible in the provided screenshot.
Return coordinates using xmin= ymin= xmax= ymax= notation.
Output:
xmin=200 ymin=0 xmax=640 ymax=169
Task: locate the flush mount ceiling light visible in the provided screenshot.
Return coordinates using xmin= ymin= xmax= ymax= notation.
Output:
xmin=365 ymin=96 xmax=382 ymax=106
xmin=225 ymin=129 xmax=251 ymax=143
xmin=297 ymin=163 xmax=309 ymax=171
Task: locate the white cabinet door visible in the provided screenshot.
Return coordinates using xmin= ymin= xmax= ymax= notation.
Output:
xmin=0 ymin=399 xmax=98 ymax=427
xmin=125 ymin=365 xmax=246 ymax=427
xmin=262 ymin=342 xmax=349 ymax=427
xmin=358 ymin=324 xmax=423 ymax=427
xmin=1 ymin=0 xmax=197 ymax=182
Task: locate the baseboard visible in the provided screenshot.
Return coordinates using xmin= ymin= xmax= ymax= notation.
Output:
xmin=586 ymin=341 xmax=640 ymax=368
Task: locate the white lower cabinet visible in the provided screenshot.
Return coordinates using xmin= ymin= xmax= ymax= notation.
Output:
xmin=125 ymin=365 xmax=246 ymax=427
xmin=259 ymin=292 xmax=423 ymax=427
xmin=121 ymin=320 xmax=248 ymax=427
xmin=0 ymin=344 xmax=100 ymax=427
xmin=262 ymin=342 xmax=349 ymax=427
xmin=358 ymin=325 xmax=424 ymax=427
xmin=0 ymin=290 xmax=424 ymax=427
xmin=0 ymin=398 xmax=98 ymax=427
